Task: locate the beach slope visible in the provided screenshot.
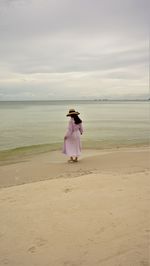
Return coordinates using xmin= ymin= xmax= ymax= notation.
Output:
xmin=0 ymin=148 xmax=149 ymax=266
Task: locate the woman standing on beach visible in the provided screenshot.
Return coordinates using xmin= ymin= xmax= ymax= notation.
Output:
xmin=63 ymin=109 xmax=83 ymax=162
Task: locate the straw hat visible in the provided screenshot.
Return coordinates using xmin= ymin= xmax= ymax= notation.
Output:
xmin=66 ymin=109 xmax=80 ymax=116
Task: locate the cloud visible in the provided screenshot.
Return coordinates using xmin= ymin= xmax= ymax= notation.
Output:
xmin=0 ymin=0 xmax=149 ymax=100
xmin=1 ymin=0 xmax=149 ymax=36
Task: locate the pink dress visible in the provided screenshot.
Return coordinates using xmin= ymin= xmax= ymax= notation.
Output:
xmin=63 ymin=118 xmax=83 ymax=157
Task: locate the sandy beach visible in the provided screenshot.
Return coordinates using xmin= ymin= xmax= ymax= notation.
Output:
xmin=0 ymin=147 xmax=150 ymax=266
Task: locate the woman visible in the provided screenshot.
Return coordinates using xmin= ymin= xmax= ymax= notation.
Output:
xmin=63 ymin=109 xmax=83 ymax=162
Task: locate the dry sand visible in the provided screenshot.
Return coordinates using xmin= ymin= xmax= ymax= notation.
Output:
xmin=0 ymin=147 xmax=150 ymax=266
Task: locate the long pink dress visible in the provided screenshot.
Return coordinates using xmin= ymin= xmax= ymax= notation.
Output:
xmin=63 ymin=118 xmax=83 ymax=157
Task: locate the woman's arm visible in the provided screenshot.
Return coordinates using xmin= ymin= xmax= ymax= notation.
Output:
xmin=79 ymin=123 xmax=83 ymax=135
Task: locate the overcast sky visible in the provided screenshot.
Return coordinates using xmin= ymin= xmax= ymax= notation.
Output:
xmin=0 ymin=0 xmax=149 ymax=100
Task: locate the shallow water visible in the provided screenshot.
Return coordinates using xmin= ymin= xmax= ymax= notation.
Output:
xmin=0 ymin=100 xmax=149 ymax=154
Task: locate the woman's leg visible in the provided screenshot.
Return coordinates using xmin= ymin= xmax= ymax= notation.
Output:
xmin=68 ymin=156 xmax=74 ymax=162
xmin=74 ymin=157 xmax=78 ymax=162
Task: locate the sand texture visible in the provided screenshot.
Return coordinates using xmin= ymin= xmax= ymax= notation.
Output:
xmin=0 ymin=147 xmax=150 ymax=266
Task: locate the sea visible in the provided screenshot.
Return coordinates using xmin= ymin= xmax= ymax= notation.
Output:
xmin=0 ymin=100 xmax=149 ymax=157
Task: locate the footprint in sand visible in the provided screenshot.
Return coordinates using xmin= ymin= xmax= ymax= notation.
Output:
xmin=145 ymin=229 xmax=150 ymax=233
xmin=0 ymin=258 xmax=9 ymax=265
xmin=28 ymin=238 xmax=47 ymax=253
xmin=64 ymin=188 xmax=73 ymax=193
xmin=140 ymin=260 xmax=149 ymax=266
xmin=78 ymin=170 xmax=93 ymax=176
xmin=28 ymin=246 xmax=36 ymax=254
xmin=36 ymin=238 xmax=47 ymax=247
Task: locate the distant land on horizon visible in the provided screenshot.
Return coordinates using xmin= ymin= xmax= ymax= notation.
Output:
xmin=0 ymin=99 xmax=150 ymax=102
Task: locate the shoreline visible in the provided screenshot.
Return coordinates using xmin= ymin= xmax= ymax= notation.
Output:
xmin=0 ymin=141 xmax=149 ymax=166
xmin=0 ymin=146 xmax=149 ymax=189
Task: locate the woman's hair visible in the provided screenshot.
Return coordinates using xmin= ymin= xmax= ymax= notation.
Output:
xmin=71 ymin=114 xmax=82 ymax=124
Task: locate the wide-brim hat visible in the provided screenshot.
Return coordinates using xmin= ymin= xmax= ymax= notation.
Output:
xmin=66 ymin=109 xmax=80 ymax=116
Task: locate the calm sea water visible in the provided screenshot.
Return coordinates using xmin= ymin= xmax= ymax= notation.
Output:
xmin=0 ymin=100 xmax=149 ymax=151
